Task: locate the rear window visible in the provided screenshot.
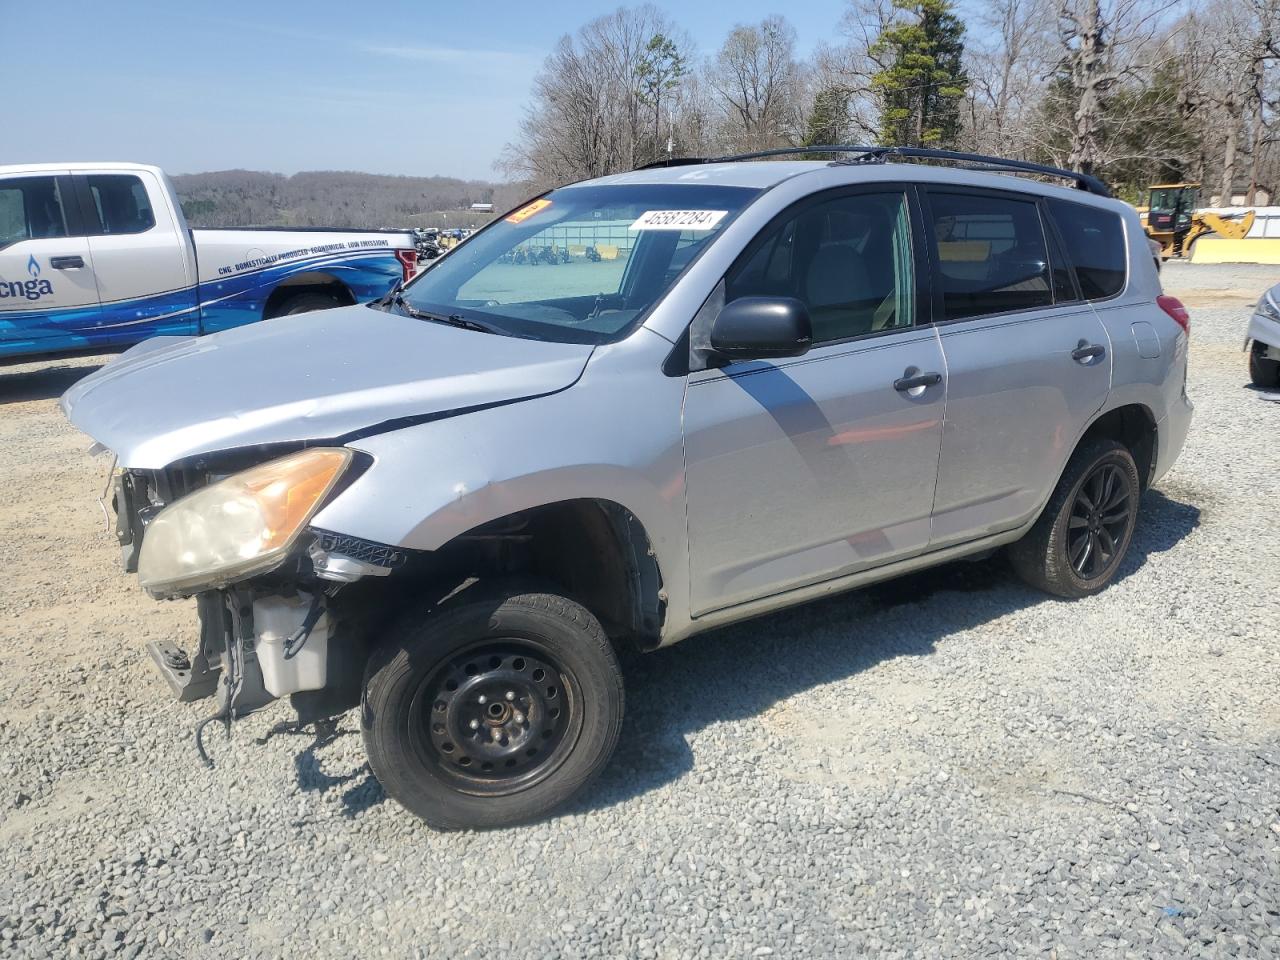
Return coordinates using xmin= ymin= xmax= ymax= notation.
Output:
xmin=83 ymin=174 xmax=156 ymax=236
xmin=926 ymin=191 xmax=1052 ymax=320
xmin=1049 ymin=199 xmax=1126 ymax=299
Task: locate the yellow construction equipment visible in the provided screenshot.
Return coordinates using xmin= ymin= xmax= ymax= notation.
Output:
xmin=1139 ymin=183 xmax=1256 ymax=258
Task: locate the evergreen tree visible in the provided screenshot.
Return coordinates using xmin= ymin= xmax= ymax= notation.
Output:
xmin=637 ymin=34 xmax=689 ymax=160
xmin=804 ymin=86 xmax=854 ymax=148
xmin=870 ymin=0 xmax=968 ymax=148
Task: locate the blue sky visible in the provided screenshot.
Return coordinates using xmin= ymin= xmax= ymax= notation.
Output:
xmin=5 ymin=1 xmax=843 ymax=181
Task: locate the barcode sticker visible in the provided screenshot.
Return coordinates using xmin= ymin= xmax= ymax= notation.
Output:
xmin=629 ymin=210 xmax=728 ymax=231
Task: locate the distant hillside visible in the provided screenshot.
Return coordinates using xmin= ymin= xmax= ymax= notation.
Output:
xmin=172 ymin=169 xmax=525 ymax=229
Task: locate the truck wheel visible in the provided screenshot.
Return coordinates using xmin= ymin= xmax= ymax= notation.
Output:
xmin=270 ymin=291 xmax=343 ymax=318
xmin=1249 ymin=341 xmax=1280 ymax=387
xmin=361 ymin=586 xmax=624 ymax=830
xmin=1008 ymin=439 xmax=1140 ymax=599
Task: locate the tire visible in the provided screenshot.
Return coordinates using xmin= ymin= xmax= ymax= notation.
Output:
xmin=1009 ymin=439 xmax=1141 ymax=599
xmin=270 ymin=291 xmax=343 ymax=318
xmin=1249 ymin=341 xmax=1280 ymax=388
xmin=361 ymin=586 xmax=624 ymax=830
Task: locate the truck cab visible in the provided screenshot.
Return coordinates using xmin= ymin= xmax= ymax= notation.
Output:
xmin=0 ymin=162 xmax=422 ymax=363
xmin=0 ymin=163 xmax=198 ymax=357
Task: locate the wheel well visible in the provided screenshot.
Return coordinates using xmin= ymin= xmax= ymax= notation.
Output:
xmin=1078 ymin=404 xmax=1157 ymax=489
xmin=374 ymin=500 xmax=665 ymax=650
xmin=263 ymin=272 xmax=355 ymax=319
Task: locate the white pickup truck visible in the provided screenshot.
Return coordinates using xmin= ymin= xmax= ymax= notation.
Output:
xmin=0 ymin=162 xmax=429 ymax=362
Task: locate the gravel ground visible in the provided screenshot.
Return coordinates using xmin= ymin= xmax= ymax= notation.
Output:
xmin=0 ymin=260 xmax=1277 ymax=959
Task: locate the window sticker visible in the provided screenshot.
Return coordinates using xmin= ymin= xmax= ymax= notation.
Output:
xmin=505 ymin=198 xmax=553 ymax=224
xmin=629 ymin=210 xmax=728 ymax=231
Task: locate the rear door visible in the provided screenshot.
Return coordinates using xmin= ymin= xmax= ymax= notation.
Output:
xmin=924 ymin=187 xmax=1112 ymax=548
xmin=682 ymin=186 xmax=947 ymax=614
xmin=74 ymin=171 xmax=198 ymax=344
xmin=0 ymin=172 xmax=102 ymax=353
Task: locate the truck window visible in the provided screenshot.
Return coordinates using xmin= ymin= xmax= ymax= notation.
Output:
xmin=84 ymin=175 xmax=156 ymax=236
xmin=927 ymin=192 xmax=1052 ymax=321
xmin=0 ymin=177 xmax=69 ymax=249
xmin=1047 ymin=199 xmax=1126 ymax=299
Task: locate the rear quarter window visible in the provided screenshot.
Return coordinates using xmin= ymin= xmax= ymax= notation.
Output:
xmin=1048 ymin=199 xmax=1126 ymax=299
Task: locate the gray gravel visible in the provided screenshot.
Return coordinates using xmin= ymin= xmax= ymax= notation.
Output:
xmin=1 ymin=260 xmax=1278 ymax=958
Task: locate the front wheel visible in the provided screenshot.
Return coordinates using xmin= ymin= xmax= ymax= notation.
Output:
xmin=1249 ymin=341 xmax=1280 ymax=388
xmin=361 ymin=587 xmax=624 ymax=830
xmin=1009 ymin=439 xmax=1141 ymax=598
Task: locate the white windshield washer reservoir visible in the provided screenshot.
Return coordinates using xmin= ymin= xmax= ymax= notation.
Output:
xmin=253 ymin=593 xmax=331 ymax=697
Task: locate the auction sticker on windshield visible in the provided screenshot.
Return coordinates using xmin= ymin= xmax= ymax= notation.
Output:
xmin=506 ymin=198 xmax=553 ymax=224
xmin=630 ymin=210 xmax=728 ymax=231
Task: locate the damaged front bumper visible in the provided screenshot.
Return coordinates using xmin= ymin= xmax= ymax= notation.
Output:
xmin=110 ymin=464 xmax=404 ymax=739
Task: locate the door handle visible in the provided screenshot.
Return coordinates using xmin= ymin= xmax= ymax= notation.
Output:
xmin=50 ymin=255 xmax=85 ymax=269
xmin=893 ymin=371 xmax=942 ymax=391
xmin=1071 ymin=342 xmax=1106 ymax=363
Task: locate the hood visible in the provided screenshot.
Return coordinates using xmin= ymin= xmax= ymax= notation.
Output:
xmin=61 ymin=304 xmax=594 ymax=468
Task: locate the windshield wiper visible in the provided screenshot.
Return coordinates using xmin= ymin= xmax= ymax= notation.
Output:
xmin=387 ymin=293 xmax=502 ymax=334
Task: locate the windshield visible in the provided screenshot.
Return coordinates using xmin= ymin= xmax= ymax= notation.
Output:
xmin=395 ymin=183 xmax=760 ymax=343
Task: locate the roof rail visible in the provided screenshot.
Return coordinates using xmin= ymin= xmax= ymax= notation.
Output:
xmin=637 ymin=145 xmax=1111 ymax=198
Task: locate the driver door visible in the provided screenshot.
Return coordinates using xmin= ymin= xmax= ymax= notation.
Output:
xmin=681 ymin=187 xmax=947 ymax=616
xmin=0 ymin=172 xmax=101 ymax=352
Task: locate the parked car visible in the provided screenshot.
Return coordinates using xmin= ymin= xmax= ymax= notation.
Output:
xmin=62 ymin=148 xmax=1193 ymax=829
xmin=0 ymin=162 xmax=426 ymax=363
xmin=1246 ymin=283 xmax=1280 ymax=387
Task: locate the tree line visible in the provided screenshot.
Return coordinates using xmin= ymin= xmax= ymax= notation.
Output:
xmin=173 ymin=170 xmax=522 ymax=229
xmin=502 ymin=0 xmax=1280 ymax=203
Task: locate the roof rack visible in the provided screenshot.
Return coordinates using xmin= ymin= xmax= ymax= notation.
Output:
xmin=638 ymin=145 xmax=1111 ymax=198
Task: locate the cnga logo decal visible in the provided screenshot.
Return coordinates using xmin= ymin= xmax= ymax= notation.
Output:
xmin=0 ymin=255 xmax=54 ymax=302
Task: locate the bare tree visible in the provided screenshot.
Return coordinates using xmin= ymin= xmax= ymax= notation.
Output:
xmin=962 ymin=0 xmax=1055 ymax=157
xmin=501 ymin=6 xmax=698 ymax=187
xmin=708 ymin=16 xmax=805 ymax=152
xmin=1048 ymin=0 xmax=1184 ymax=175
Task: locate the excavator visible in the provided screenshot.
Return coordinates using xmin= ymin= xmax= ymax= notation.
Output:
xmin=1139 ymin=182 xmax=1256 ymax=259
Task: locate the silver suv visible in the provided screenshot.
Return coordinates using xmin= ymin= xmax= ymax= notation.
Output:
xmin=63 ymin=148 xmax=1193 ymax=829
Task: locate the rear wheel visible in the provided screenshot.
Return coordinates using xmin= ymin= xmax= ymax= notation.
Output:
xmin=1249 ymin=341 xmax=1280 ymax=388
xmin=1009 ymin=439 xmax=1141 ymax=598
xmin=361 ymin=586 xmax=624 ymax=830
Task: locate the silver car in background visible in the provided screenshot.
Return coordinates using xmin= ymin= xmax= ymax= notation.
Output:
xmin=62 ymin=148 xmax=1193 ymax=829
xmin=1247 ymin=283 xmax=1280 ymax=387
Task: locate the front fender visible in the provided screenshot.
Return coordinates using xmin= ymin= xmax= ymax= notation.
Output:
xmin=309 ymin=329 xmax=692 ymax=609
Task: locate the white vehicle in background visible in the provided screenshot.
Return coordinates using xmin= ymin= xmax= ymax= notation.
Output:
xmin=0 ymin=162 xmax=431 ymax=363
xmin=1247 ymin=284 xmax=1280 ymax=387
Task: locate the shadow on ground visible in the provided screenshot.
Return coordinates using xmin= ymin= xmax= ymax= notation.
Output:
xmin=577 ymin=489 xmax=1201 ymax=815
xmin=281 ymin=490 xmax=1200 ymax=824
xmin=0 ymin=363 xmax=103 ymax=405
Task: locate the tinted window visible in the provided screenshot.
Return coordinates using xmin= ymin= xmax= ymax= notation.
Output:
xmin=927 ymin=192 xmax=1051 ymax=320
xmin=84 ymin=175 xmax=156 ymax=235
xmin=1049 ymin=199 xmax=1126 ymax=299
xmin=726 ymin=191 xmax=915 ymax=343
xmin=0 ymin=177 xmax=68 ymax=248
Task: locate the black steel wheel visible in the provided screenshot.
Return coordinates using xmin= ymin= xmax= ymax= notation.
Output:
xmin=411 ymin=640 xmax=581 ymax=795
xmin=1009 ymin=438 xmax=1141 ymax=598
xmin=362 ymin=586 xmax=623 ymax=830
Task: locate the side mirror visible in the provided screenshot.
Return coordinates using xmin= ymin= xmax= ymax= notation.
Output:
xmin=709 ymin=296 xmax=812 ymax=362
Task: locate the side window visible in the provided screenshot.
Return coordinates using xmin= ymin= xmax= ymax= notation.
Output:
xmin=0 ymin=177 xmax=69 ymax=249
xmin=1048 ymin=199 xmax=1127 ymax=299
xmin=726 ymin=191 xmax=916 ymax=344
xmin=927 ymin=192 xmax=1052 ymax=320
xmin=83 ymin=175 xmax=156 ymax=236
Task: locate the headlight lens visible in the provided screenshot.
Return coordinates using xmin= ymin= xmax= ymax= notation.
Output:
xmin=138 ymin=448 xmax=352 ymax=596
xmin=1257 ymin=291 xmax=1280 ymax=321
